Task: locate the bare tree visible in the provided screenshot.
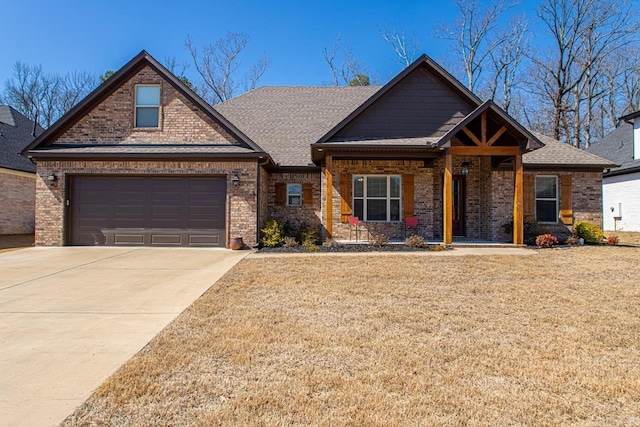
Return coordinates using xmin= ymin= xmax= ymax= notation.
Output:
xmin=2 ymin=61 xmax=97 ymax=128
xmin=185 ymin=32 xmax=271 ymax=105
xmin=322 ymin=35 xmax=370 ymax=86
xmin=379 ymin=25 xmax=420 ymax=67
xmin=528 ymin=0 xmax=638 ymax=145
xmin=435 ymin=0 xmax=520 ymax=92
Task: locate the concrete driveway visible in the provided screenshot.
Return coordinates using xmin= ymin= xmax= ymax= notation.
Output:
xmin=0 ymin=247 xmax=249 ymax=427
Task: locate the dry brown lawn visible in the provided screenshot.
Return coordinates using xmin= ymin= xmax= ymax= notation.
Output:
xmin=0 ymin=234 xmax=33 ymax=253
xmin=606 ymin=230 xmax=640 ymax=245
xmin=63 ymin=247 xmax=640 ymax=426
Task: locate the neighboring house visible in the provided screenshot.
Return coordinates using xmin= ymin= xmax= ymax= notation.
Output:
xmin=22 ymin=51 xmax=615 ymax=247
xmin=0 ymin=106 xmax=43 ymax=234
xmin=587 ymin=112 xmax=640 ymax=231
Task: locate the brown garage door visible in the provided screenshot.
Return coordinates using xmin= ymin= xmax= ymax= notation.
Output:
xmin=69 ymin=176 xmax=226 ymax=246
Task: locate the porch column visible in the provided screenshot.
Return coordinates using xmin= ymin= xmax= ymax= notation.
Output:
xmin=443 ymin=149 xmax=453 ymax=244
xmin=325 ymin=155 xmax=333 ymax=242
xmin=513 ymin=152 xmax=524 ymax=244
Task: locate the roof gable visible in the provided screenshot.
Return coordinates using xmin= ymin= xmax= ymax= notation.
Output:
xmin=0 ymin=106 xmax=42 ymax=172
xmin=318 ymin=54 xmax=481 ymax=144
xmin=22 ymin=51 xmax=265 ymax=156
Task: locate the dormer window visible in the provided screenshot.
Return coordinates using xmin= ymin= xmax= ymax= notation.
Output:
xmin=135 ymin=85 xmax=160 ymax=128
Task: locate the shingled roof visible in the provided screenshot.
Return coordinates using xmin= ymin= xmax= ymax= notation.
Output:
xmin=586 ymin=123 xmax=639 ymax=176
xmin=526 ymin=132 xmax=617 ymax=169
xmin=215 ymin=86 xmax=379 ymax=166
xmin=0 ymin=106 xmax=42 ymax=173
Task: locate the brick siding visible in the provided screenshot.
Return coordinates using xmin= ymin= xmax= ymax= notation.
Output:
xmin=266 ymin=172 xmax=322 ymax=237
xmin=35 ymin=160 xmax=258 ymax=247
xmin=0 ymin=170 xmax=35 ymax=234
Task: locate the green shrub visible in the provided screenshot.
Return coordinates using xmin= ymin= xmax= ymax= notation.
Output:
xmin=574 ymin=221 xmax=604 ymax=244
xmin=260 ymin=219 xmax=285 ymax=247
xmin=300 ymin=227 xmax=321 ymax=247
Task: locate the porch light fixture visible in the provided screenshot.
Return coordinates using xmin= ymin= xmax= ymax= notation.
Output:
xmin=47 ymin=173 xmax=57 ymax=187
xmin=231 ymin=174 xmax=240 ymax=187
xmin=461 ymin=162 xmax=470 ymax=176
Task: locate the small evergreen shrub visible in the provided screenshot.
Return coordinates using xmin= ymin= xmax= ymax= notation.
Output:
xmin=406 ymin=234 xmax=426 ymax=248
xmin=300 ymin=227 xmax=321 ymax=247
xmin=536 ymin=234 xmax=558 ymax=248
xmin=606 ymin=235 xmax=619 ymax=245
xmin=574 ymin=221 xmax=605 ymax=244
xmin=260 ymin=219 xmax=285 ymax=247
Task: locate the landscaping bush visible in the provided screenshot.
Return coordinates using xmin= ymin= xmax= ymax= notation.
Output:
xmin=502 ymin=220 xmax=542 ymax=244
xmin=573 ymin=221 xmax=605 ymax=244
xmin=300 ymin=227 xmax=321 ymax=247
xmin=260 ymin=219 xmax=285 ymax=247
xmin=369 ymin=232 xmax=389 ymax=247
xmin=283 ymin=236 xmax=298 ymax=248
xmin=606 ymin=235 xmax=619 ymax=246
xmin=536 ymin=234 xmax=558 ymax=248
xmin=565 ymin=235 xmax=580 ymax=245
xmin=406 ymin=234 xmax=426 ymax=248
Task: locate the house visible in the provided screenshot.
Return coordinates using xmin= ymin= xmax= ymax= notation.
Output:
xmin=587 ymin=112 xmax=640 ymax=231
xmin=22 ymin=51 xmax=615 ymax=247
xmin=0 ymin=106 xmax=43 ymax=234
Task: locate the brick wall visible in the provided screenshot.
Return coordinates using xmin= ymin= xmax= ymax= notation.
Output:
xmin=53 ymin=65 xmax=237 ymax=145
xmin=267 ymin=172 xmax=322 ymax=236
xmin=0 ymin=169 xmax=35 ymax=234
xmin=35 ymin=160 xmax=258 ymax=247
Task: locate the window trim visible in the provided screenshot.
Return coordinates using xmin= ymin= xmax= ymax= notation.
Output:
xmin=134 ymin=84 xmax=161 ymax=129
xmin=286 ymin=183 xmax=302 ymax=207
xmin=352 ymin=175 xmax=401 ymax=222
xmin=535 ymin=175 xmax=558 ymax=224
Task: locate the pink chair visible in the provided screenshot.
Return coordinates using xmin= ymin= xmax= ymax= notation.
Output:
xmin=349 ymin=216 xmax=362 ymax=241
xmin=403 ymin=216 xmax=420 ymax=238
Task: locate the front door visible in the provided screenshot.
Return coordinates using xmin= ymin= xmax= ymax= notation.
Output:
xmin=452 ymin=175 xmax=466 ymax=236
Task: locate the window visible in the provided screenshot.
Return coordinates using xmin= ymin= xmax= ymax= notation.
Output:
xmin=135 ymin=85 xmax=160 ymax=128
xmin=353 ymin=175 xmax=401 ymax=221
xmin=287 ymin=184 xmax=302 ymax=206
xmin=535 ymin=176 xmax=558 ymax=223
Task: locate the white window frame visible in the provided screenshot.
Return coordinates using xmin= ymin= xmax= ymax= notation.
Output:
xmin=352 ymin=175 xmax=401 ymax=222
xmin=535 ymin=175 xmax=558 ymax=223
xmin=134 ymin=84 xmax=161 ymax=128
xmin=287 ymin=183 xmax=302 ymax=206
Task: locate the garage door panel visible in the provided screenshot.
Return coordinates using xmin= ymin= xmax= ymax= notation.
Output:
xmin=70 ymin=176 xmax=227 ymax=247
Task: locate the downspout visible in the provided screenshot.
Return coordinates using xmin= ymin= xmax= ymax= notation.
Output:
xmin=255 ymin=156 xmax=270 ymax=247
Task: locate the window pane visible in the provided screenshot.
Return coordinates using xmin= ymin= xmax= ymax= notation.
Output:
xmin=390 ymin=199 xmax=400 ymax=221
xmin=354 ymin=199 xmax=364 ymax=220
xmin=136 ymin=107 xmax=159 ymax=127
xmin=367 ymin=199 xmax=387 ymax=221
xmin=536 ymin=177 xmax=556 ymax=198
xmin=353 ymin=176 xmax=364 ymax=197
xmin=136 ymin=86 xmax=160 ymax=106
xmin=390 ymin=176 xmax=401 ymax=197
xmin=536 ymin=200 xmax=557 ymax=222
xmin=367 ymin=176 xmax=387 ymax=197
xmin=288 ymin=195 xmax=301 ymax=206
xmin=288 ymin=184 xmax=302 ymax=195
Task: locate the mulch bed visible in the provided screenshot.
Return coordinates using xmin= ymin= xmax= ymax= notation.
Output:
xmin=259 ymin=244 xmax=449 ymax=253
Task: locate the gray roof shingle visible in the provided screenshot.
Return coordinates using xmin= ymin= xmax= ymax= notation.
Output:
xmin=586 ymin=123 xmax=639 ymax=175
xmin=215 ymin=86 xmax=379 ymax=166
xmin=525 ymin=132 xmax=617 ymax=168
xmin=0 ymin=106 xmax=42 ymax=173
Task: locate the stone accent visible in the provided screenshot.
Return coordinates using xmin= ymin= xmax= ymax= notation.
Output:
xmin=267 ymin=172 xmax=322 ymax=236
xmin=0 ymin=169 xmax=35 ymax=234
xmin=53 ymin=65 xmax=237 ymax=145
xmin=35 ymin=160 xmax=258 ymax=247
xmin=323 ymin=160 xmax=434 ymax=241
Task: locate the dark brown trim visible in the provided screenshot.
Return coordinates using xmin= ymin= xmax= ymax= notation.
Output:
xmin=28 ymin=152 xmax=265 ymax=161
xmin=316 ymin=54 xmax=482 ymax=144
xmin=603 ymin=165 xmax=640 ymax=177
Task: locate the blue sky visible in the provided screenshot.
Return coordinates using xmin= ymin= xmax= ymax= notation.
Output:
xmin=3 ymin=0 xmax=545 ymax=88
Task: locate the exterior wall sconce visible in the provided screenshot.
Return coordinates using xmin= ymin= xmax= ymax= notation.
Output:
xmin=461 ymin=162 xmax=470 ymax=176
xmin=231 ymin=174 xmax=240 ymax=187
xmin=47 ymin=173 xmax=57 ymax=187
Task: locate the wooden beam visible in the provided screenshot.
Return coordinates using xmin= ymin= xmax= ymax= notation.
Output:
xmin=481 ymin=111 xmax=487 ymax=146
xmin=325 ymin=155 xmax=333 ymax=242
xmin=513 ymin=153 xmax=524 ymax=245
xmin=449 ymin=146 xmax=520 ymax=156
xmin=462 ymin=127 xmax=482 ymax=146
xmin=487 ymin=126 xmax=507 ymax=146
xmin=443 ymin=150 xmax=453 ymax=245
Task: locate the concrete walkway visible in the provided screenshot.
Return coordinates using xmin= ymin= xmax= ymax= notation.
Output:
xmin=0 ymin=247 xmax=249 ymax=427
